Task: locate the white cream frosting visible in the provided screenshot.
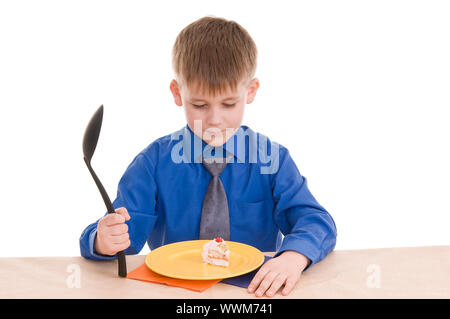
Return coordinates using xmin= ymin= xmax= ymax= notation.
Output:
xmin=202 ymin=239 xmax=230 ymax=266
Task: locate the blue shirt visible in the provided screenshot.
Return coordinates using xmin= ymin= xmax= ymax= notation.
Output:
xmin=79 ymin=124 xmax=337 ymax=269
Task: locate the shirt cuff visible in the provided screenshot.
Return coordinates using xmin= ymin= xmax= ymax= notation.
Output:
xmin=89 ymin=228 xmax=117 ymax=260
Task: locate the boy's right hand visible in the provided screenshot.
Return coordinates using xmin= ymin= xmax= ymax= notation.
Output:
xmin=94 ymin=207 xmax=131 ymax=256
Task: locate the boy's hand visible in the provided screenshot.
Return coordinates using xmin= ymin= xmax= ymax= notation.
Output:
xmin=248 ymin=250 xmax=311 ymax=297
xmin=94 ymin=207 xmax=131 ymax=256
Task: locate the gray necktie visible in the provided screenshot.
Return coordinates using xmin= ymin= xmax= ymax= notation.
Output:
xmin=199 ymin=157 xmax=230 ymax=240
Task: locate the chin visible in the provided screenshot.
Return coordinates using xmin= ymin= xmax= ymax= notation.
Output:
xmin=205 ymin=138 xmax=225 ymax=147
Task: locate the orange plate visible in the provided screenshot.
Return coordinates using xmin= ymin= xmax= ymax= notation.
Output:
xmin=145 ymin=240 xmax=264 ymax=280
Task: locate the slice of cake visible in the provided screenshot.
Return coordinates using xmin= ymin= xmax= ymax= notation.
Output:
xmin=202 ymin=237 xmax=230 ymax=267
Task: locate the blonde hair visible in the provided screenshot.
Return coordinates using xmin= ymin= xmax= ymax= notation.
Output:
xmin=172 ymin=16 xmax=257 ymax=96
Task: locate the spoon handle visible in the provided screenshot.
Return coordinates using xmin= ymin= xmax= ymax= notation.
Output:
xmin=84 ymin=157 xmax=127 ymax=277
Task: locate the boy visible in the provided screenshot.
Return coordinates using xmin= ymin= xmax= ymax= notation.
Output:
xmin=80 ymin=16 xmax=337 ymax=298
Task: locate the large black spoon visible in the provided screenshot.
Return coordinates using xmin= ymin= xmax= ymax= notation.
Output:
xmin=82 ymin=105 xmax=127 ymax=277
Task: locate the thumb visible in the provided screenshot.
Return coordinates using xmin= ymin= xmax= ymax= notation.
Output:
xmin=115 ymin=207 xmax=131 ymax=221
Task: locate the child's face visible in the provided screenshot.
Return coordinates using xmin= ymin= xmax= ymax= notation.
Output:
xmin=170 ymin=78 xmax=260 ymax=146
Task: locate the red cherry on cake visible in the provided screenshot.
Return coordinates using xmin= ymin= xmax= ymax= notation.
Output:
xmin=215 ymin=237 xmax=223 ymax=242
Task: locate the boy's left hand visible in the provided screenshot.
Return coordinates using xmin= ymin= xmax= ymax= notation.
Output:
xmin=248 ymin=250 xmax=311 ymax=297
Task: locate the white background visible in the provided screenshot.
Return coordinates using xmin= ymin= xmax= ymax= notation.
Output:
xmin=0 ymin=0 xmax=449 ymax=257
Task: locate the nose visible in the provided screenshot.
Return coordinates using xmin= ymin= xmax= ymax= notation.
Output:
xmin=206 ymin=105 xmax=222 ymax=127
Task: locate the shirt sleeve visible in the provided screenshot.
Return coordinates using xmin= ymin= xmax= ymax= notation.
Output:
xmin=79 ymin=152 xmax=159 ymax=260
xmin=271 ymin=146 xmax=337 ymax=270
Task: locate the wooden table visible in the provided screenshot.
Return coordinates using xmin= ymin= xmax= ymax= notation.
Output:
xmin=1 ymin=246 xmax=449 ymax=298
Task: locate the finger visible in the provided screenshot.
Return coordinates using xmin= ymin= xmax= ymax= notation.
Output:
xmin=282 ymin=276 xmax=298 ymax=296
xmin=110 ymin=232 xmax=129 ymax=244
xmin=113 ymin=239 xmax=131 ymax=252
xmin=104 ymin=213 xmax=126 ymax=226
xmin=265 ymin=274 xmax=287 ymax=297
xmin=115 ymin=207 xmax=131 ymax=221
xmin=108 ymin=223 xmax=128 ymax=236
xmin=255 ymin=272 xmax=279 ymax=297
xmin=248 ymin=267 xmax=270 ymax=293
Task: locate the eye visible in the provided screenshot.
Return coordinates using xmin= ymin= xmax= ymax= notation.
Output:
xmin=192 ymin=104 xmax=206 ymax=108
xmin=223 ymin=103 xmax=236 ymax=107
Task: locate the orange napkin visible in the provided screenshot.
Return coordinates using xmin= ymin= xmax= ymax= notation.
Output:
xmin=126 ymin=263 xmax=221 ymax=292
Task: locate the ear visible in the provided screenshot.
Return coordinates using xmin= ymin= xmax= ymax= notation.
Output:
xmin=246 ymin=78 xmax=260 ymax=104
xmin=170 ymin=79 xmax=183 ymax=106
